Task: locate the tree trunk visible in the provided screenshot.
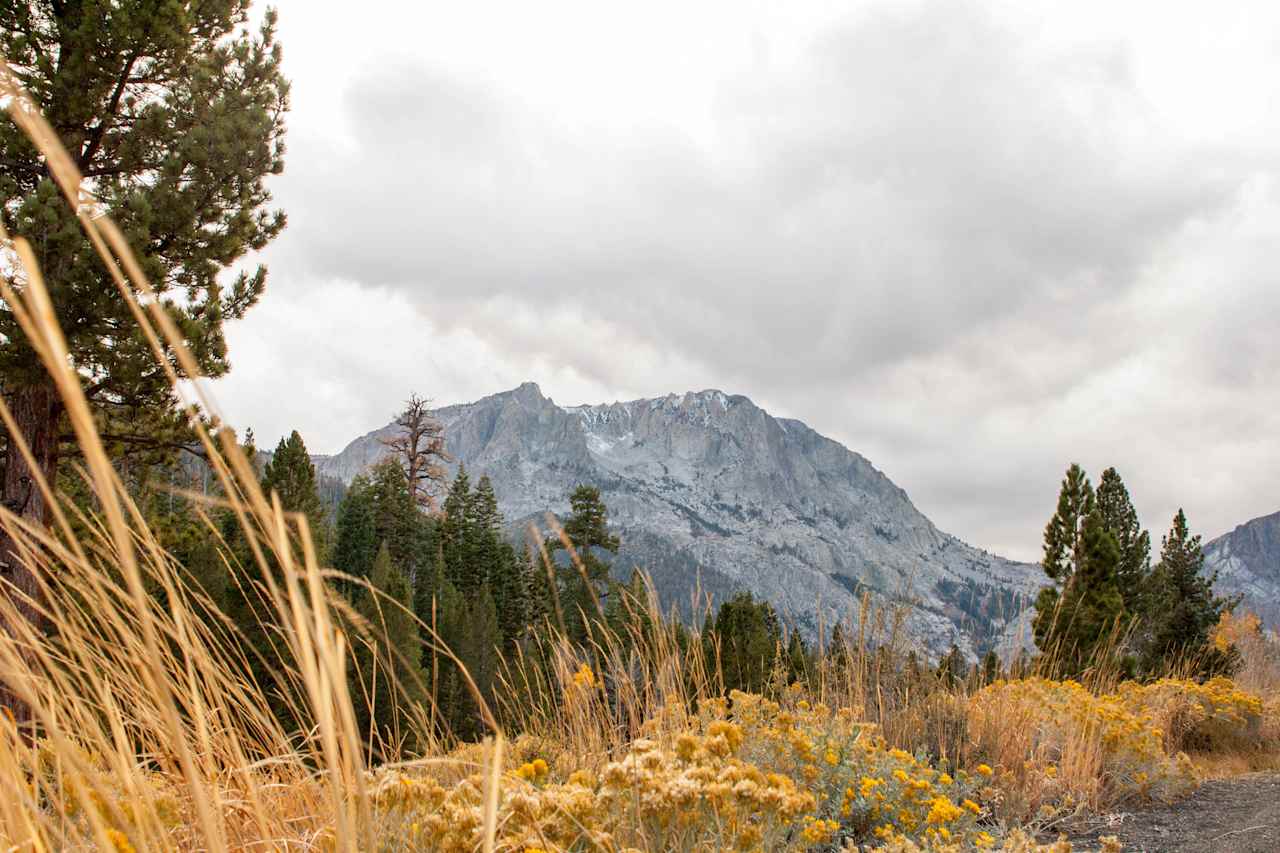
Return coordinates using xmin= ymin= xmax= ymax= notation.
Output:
xmin=0 ymin=381 xmax=61 ymax=727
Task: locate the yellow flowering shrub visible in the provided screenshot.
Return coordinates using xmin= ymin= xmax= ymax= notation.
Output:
xmin=364 ymin=689 xmax=1001 ymax=851
xmin=367 ymin=725 xmax=815 ymax=850
xmin=25 ymin=737 xmax=189 ymax=849
xmin=667 ymin=690 xmax=991 ymax=849
xmin=1213 ymin=610 xmax=1262 ymax=652
xmin=1113 ymin=677 xmax=1265 ymax=753
xmin=969 ymin=677 xmax=1198 ymax=811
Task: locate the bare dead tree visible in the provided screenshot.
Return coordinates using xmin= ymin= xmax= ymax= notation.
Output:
xmin=380 ymin=394 xmax=450 ymax=513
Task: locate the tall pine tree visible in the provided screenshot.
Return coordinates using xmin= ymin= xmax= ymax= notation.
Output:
xmin=367 ymin=459 xmax=431 ymax=583
xmin=827 ymin=623 xmax=851 ymax=674
xmin=1034 ymin=510 xmax=1126 ymax=675
xmin=522 ymin=537 xmax=554 ymax=632
xmin=351 ymin=544 xmax=427 ymax=757
xmin=1095 ymin=467 xmax=1151 ymax=616
xmin=548 ymin=485 xmax=619 ymax=644
xmin=225 ymin=429 xmax=329 ymax=728
xmin=440 ymin=467 xmax=478 ymax=594
xmin=707 ymin=592 xmax=781 ymax=695
xmin=379 ymin=394 xmax=449 ymax=512
xmin=981 ymin=649 xmax=1001 ymax=684
xmin=453 ymin=585 xmax=501 ymax=741
xmin=1140 ymin=510 xmax=1237 ymax=675
xmin=1040 ymin=463 xmax=1096 ymax=583
xmin=468 ymin=475 xmax=501 ymax=592
xmin=431 ymin=575 xmax=501 ymax=742
xmin=785 ymin=629 xmax=810 ymax=684
xmin=937 ymin=644 xmax=965 ymax=689
xmin=333 ymin=474 xmax=377 ymax=587
xmin=0 ymin=4 xmax=289 ymax=699
xmin=262 ymin=430 xmax=331 ymax=561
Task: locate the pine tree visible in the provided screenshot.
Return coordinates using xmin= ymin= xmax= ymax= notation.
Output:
xmin=522 ymin=538 xmax=554 ymax=632
xmin=1141 ymin=510 xmax=1237 ymax=675
xmin=454 ymin=585 xmax=501 ymax=740
xmin=707 ymin=592 xmax=781 ymax=695
xmin=430 ymin=575 xmax=468 ymax=738
xmin=440 ymin=467 xmax=477 ymax=593
xmin=604 ymin=570 xmax=657 ymax=654
xmin=451 ymin=475 xmax=528 ymax=649
xmin=262 ymin=431 xmax=331 ymax=561
xmin=413 ymin=541 xmax=447 ymax=646
xmin=471 ymin=476 xmax=502 ymax=542
xmin=1041 ymin=464 xmax=1096 ymax=583
xmin=467 ymin=477 xmax=515 ymax=628
xmin=786 ymin=629 xmax=810 ymax=684
xmin=432 ymin=577 xmax=501 ymax=741
xmin=0 ymin=4 xmax=289 ymax=684
xmin=548 ymin=485 xmax=619 ymax=643
xmin=1034 ymin=511 xmax=1126 ymax=675
xmin=981 ymin=649 xmax=1001 ymax=684
xmin=224 ymin=429 xmax=332 ymax=727
xmin=1095 ymin=467 xmax=1151 ymax=616
xmin=905 ymin=650 xmax=923 ymax=692
xmin=333 ymin=475 xmax=377 ymax=586
xmin=367 ymin=459 xmax=430 ymax=582
xmin=351 ymin=544 xmax=427 ymax=757
xmin=490 ymin=541 xmax=526 ymax=650
xmin=262 ymin=432 xmax=323 ymax=520
xmin=937 ymin=644 xmax=965 ymax=689
xmin=828 ymin=623 xmax=851 ymax=673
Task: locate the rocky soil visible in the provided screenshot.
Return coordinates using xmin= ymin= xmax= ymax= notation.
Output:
xmin=1065 ymin=773 xmax=1280 ymax=852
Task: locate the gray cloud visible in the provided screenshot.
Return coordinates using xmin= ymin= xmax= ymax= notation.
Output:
xmin=223 ymin=0 xmax=1280 ymax=562
xmin=285 ymin=3 xmax=1235 ymax=382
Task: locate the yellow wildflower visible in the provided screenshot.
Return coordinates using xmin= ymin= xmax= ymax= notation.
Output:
xmin=860 ymin=776 xmax=882 ymax=797
xmin=926 ymin=795 xmax=963 ymax=824
xmin=572 ymin=663 xmax=596 ymax=688
xmin=105 ymin=830 xmax=135 ymax=853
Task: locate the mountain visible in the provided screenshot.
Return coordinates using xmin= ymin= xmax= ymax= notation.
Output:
xmin=1203 ymin=511 xmax=1280 ymax=628
xmin=315 ymin=382 xmax=1041 ymax=659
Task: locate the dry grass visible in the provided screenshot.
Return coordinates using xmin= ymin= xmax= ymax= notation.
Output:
xmin=0 ymin=60 xmax=378 ymax=851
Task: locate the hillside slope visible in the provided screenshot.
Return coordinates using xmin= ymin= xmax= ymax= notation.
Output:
xmin=1203 ymin=510 xmax=1280 ymax=628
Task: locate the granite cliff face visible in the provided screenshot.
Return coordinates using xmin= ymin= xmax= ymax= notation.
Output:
xmin=315 ymin=383 xmax=1041 ymax=658
xmin=1203 ymin=511 xmax=1280 ymax=628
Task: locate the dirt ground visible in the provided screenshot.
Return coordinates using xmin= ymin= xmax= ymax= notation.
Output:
xmin=1062 ymin=772 xmax=1280 ymax=852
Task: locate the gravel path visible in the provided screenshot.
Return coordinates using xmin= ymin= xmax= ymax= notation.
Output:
xmin=1064 ymin=773 xmax=1280 ymax=852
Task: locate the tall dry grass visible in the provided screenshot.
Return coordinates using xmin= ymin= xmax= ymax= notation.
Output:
xmin=0 ymin=62 xmax=430 ymax=850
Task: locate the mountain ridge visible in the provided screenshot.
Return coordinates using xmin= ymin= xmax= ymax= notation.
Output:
xmin=1203 ymin=510 xmax=1280 ymax=629
xmin=316 ymin=382 xmax=1043 ymax=658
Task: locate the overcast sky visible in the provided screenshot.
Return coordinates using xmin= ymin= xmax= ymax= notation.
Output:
xmin=216 ymin=0 xmax=1280 ymax=562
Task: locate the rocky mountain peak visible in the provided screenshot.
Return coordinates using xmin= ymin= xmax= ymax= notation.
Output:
xmin=507 ymin=381 xmax=550 ymax=408
xmin=317 ymin=382 xmax=1043 ymax=658
xmin=1204 ymin=510 xmax=1280 ymax=628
